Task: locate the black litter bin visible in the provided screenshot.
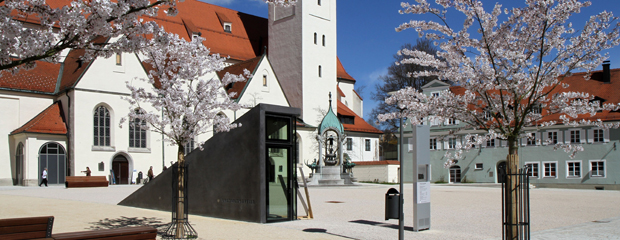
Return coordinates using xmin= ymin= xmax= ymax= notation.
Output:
xmin=385 ymin=188 xmax=400 ymax=220
xmin=137 ymin=171 xmax=143 ymax=184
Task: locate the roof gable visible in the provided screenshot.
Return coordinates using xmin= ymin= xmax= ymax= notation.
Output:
xmin=337 ymin=101 xmax=382 ymax=134
xmin=217 ymin=55 xmax=263 ymax=99
xmin=11 ymin=101 xmax=67 ymax=135
xmin=422 ymin=79 xmax=450 ymax=90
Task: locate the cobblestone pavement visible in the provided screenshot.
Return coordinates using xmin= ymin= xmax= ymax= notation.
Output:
xmin=0 ymin=184 xmax=618 ymax=239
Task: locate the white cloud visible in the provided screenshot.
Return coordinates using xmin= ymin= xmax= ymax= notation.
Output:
xmin=367 ymin=68 xmax=387 ymax=83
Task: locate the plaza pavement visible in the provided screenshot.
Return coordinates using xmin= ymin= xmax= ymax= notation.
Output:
xmin=0 ymin=183 xmax=619 ymax=239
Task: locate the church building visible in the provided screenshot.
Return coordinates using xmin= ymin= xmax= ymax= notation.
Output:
xmin=0 ymin=0 xmax=382 ymax=186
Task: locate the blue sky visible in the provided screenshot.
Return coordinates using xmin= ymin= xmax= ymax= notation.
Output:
xmin=201 ymin=0 xmax=620 ymax=122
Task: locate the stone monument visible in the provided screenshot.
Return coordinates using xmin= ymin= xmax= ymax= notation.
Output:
xmin=308 ymin=93 xmax=354 ymax=185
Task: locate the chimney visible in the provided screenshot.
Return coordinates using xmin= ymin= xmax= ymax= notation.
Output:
xmin=603 ymin=60 xmax=610 ymax=83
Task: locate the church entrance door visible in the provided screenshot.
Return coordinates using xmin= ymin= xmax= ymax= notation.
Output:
xmin=112 ymin=155 xmax=129 ymax=184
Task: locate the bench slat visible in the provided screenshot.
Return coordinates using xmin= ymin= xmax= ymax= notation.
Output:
xmin=70 ymin=232 xmax=157 ymax=240
xmin=0 ymin=216 xmax=52 ymax=227
xmin=65 ymin=176 xmax=108 ymax=188
xmin=1 ymin=231 xmax=47 ymax=240
xmin=52 ymin=226 xmax=157 ymax=240
xmin=0 ymin=224 xmax=49 ymax=234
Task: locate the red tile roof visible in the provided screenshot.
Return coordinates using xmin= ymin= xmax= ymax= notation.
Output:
xmin=0 ymin=60 xmax=60 ymax=93
xmin=143 ymin=0 xmax=268 ymax=61
xmin=540 ymin=68 xmax=620 ymax=122
xmin=337 ymin=86 xmax=346 ymax=97
xmin=353 ymin=160 xmax=399 ymax=165
xmin=11 ymin=101 xmax=67 ymax=135
xmin=337 ymin=57 xmax=355 ymax=82
xmin=217 ymin=56 xmax=262 ymax=99
xmin=447 ymin=68 xmax=620 ymax=123
xmin=338 ymin=101 xmax=383 ymax=134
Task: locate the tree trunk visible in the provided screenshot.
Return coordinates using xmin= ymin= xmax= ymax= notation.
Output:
xmin=506 ymin=138 xmax=519 ymax=240
xmin=175 ymin=145 xmax=186 ymax=238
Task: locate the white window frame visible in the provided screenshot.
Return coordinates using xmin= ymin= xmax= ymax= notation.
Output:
xmin=588 ymin=128 xmax=609 ymax=144
xmin=223 ymin=22 xmax=232 ymax=33
xmin=346 ymin=138 xmax=352 ymax=151
xmin=542 ymin=161 xmax=558 ymax=178
xmin=447 ymin=137 xmax=457 ymax=149
xmin=430 ymin=138 xmax=437 ymax=150
xmin=128 ymin=109 xmax=149 ymax=150
xmin=544 ymin=130 xmax=560 ymax=145
xmin=526 ymin=132 xmax=537 ymax=146
xmin=446 ymin=118 xmax=457 ymax=125
xmin=93 ymin=104 xmax=113 ymax=149
xmin=486 ymin=138 xmax=496 ymax=148
xmin=565 ymin=128 xmax=585 ymax=144
xmin=184 ymin=138 xmax=195 ymax=156
xmin=474 ymin=163 xmax=483 ymax=170
xmin=525 ymin=162 xmax=540 ymax=179
xmin=566 ymin=160 xmax=582 ymax=178
xmin=589 ymin=160 xmax=606 ymax=178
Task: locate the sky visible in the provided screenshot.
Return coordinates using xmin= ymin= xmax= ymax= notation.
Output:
xmin=200 ymin=0 xmax=620 ymax=122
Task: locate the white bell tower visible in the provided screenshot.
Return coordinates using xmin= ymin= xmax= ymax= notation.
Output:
xmin=268 ymin=0 xmax=338 ymax=125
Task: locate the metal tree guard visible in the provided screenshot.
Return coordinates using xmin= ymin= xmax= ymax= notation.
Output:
xmin=501 ymin=166 xmax=531 ymax=240
xmin=163 ymin=165 xmax=197 ymax=239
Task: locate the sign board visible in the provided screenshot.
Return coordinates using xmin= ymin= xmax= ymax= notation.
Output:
xmin=417 ymin=182 xmax=431 ymax=204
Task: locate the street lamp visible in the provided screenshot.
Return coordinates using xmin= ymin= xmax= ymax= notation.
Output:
xmin=389 ymin=90 xmax=405 ymax=240
xmin=398 ymin=106 xmax=405 ymax=240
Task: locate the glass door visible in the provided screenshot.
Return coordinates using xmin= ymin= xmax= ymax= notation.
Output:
xmin=265 ymin=115 xmax=296 ymax=222
xmin=267 ymin=147 xmax=290 ymax=221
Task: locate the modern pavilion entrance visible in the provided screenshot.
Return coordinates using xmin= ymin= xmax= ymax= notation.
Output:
xmin=120 ymin=104 xmax=299 ymax=223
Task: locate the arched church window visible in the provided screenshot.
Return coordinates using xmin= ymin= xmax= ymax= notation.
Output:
xmin=94 ymin=105 xmax=111 ymax=146
xmin=129 ymin=109 xmax=147 ymax=148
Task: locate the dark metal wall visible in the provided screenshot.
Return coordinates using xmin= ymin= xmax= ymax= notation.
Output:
xmin=119 ymin=104 xmax=300 ymax=223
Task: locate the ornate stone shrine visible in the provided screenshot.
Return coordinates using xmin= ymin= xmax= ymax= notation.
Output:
xmin=308 ymin=93 xmax=354 ymax=185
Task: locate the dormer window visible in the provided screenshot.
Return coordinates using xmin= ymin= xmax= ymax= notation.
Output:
xmin=216 ymin=12 xmax=232 ymax=33
xmin=192 ymin=33 xmax=201 ymax=41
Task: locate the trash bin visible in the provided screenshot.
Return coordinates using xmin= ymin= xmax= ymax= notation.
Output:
xmin=385 ymin=188 xmax=400 ymax=220
xmin=137 ymin=171 xmax=143 ymax=184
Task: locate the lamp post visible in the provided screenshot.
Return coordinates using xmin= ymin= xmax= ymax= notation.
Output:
xmin=398 ymin=107 xmax=405 ymax=240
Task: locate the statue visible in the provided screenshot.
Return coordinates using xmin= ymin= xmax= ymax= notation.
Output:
xmin=305 ymin=159 xmax=319 ymax=174
xmin=342 ymin=153 xmax=356 ymax=173
xmin=323 ymin=134 xmax=339 ymax=166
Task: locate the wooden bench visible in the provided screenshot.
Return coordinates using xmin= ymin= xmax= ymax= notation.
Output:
xmin=0 ymin=216 xmax=54 ymax=240
xmin=65 ymin=176 xmax=108 ymax=188
xmin=52 ymin=226 xmax=157 ymax=240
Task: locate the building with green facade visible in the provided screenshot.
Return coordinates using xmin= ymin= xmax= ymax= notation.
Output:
xmin=400 ymin=64 xmax=620 ymax=190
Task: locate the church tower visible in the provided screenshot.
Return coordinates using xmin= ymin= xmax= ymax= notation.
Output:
xmin=268 ymin=0 xmax=338 ymax=125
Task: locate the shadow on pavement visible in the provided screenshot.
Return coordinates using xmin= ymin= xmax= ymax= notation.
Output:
xmin=88 ymin=216 xmax=170 ymax=235
xmin=349 ymin=219 xmax=414 ymax=231
xmin=303 ymin=228 xmax=359 ymax=239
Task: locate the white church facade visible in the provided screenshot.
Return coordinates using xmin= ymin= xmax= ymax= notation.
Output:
xmin=0 ymin=0 xmax=382 ymax=186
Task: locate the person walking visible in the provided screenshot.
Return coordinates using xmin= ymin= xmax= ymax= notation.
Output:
xmin=81 ymin=167 xmax=91 ymax=176
xmin=39 ymin=168 xmax=48 ymax=187
xmin=147 ymin=166 xmax=154 ymax=183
